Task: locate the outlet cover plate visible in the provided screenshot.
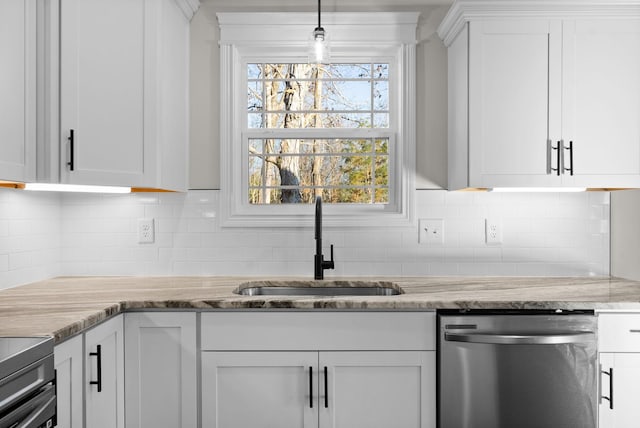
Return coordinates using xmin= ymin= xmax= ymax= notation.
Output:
xmin=419 ymin=219 xmax=444 ymax=245
xmin=485 ymin=218 xmax=502 ymax=245
xmin=138 ymin=218 xmax=155 ymax=244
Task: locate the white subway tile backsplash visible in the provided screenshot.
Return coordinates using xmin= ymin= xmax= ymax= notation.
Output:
xmin=457 ymin=263 xmax=490 ymax=276
xmin=0 ymin=188 xmax=611 ymax=288
xmin=0 ymin=190 xmax=61 ymax=289
xmin=401 ymin=262 xmax=430 ymax=276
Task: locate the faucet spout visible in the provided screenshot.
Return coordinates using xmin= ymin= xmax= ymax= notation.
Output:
xmin=314 ymin=196 xmax=334 ymax=280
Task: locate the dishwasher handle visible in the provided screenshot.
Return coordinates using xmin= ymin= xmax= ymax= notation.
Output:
xmin=444 ymin=331 xmax=595 ymax=345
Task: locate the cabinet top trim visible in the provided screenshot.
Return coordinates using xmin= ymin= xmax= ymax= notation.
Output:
xmin=174 ymin=0 xmax=200 ymax=21
xmin=438 ymin=0 xmax=640 ymax=46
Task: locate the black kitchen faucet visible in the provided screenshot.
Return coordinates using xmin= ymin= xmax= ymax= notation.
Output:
xmin=314 ymin=196 xmax=334 ymax=280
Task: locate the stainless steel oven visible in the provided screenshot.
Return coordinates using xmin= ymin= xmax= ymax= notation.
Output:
xmin=438 ymin=310 xmax=597 ymax=428
xmin=0 ymin=337 xmax=56 ymax=428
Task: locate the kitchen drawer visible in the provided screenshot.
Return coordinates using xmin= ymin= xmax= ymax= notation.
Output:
xmin=201 ymin=311 xmax=436 ymax=351
xmin=598 ymin=313 xmax=640 ymax=352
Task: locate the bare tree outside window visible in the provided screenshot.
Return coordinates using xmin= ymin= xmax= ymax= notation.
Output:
xmin=248 ymin=63 xmax=390 ymax=205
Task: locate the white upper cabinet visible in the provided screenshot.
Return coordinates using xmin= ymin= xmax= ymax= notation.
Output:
xmin=39 ymin=0 xmax=198 ymax=190
xmin=0 ymin=0 xmax=36 ymax=182
xmin=438 ymin=1 xmax=640 ymax=190
xmin=561 ymin=19 xmax=640 ymax=187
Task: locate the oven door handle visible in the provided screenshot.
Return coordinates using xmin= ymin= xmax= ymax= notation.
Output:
xmin=2 ymin=385 xmax=56 ymax=428
xmin=14 ymin=393 xmax=56 ymax=428
xmin=444 ymin=331 xmax=595 ymax=345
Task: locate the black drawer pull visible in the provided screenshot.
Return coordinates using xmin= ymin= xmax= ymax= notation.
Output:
xmin=89 ymin=344 xmax=102 ymax=392
xmin=309 ymin=367 xmax=313 ymax=408
xmin=68 ymin=129 xmax=75 ymax=171
xmin=601 ymin=368 xmax=613 ymax=410
xmin=324 ymin=366 xmax=328 ymax=408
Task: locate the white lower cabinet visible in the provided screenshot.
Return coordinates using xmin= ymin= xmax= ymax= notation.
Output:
xmin=84 ymin=315 xmax=124 ymax=428
xmin=54 ymin=334 xmax=84 ymax=428
xmin=319 ymin=351 xmax=432 ymax=428
xmin=598 ymin=353 xmax=640 ymax=427
xmin=202 ymin=351 xmax=433 ymax=428
xmin=201 ymin=312 xmax=436 ymax=428
xmin=203 ymin=351 xmax=318 ymax=428
xmin=598 ymin=313 xmax=640 ymax=428
xmin=124 ymin=312 xmax=197 ymax=428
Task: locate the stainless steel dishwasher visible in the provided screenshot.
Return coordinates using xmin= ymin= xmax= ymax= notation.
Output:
xmin=438 ymin=310 xmax=597 ymax=428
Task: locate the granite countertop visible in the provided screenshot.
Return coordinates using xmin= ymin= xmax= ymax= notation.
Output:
xmin=2 ymin=276 xmax=640 ymax=343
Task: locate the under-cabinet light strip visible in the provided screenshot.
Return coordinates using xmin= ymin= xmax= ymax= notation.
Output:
xmin=490 ymin=187 xmax=587 ymax=193
xmin=24 ymin=183 xmax=131 ymax=193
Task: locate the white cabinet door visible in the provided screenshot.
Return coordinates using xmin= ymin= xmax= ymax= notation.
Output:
xmin=319 ymin=351 xmax=435 ymax=428
xmin=85 ymin=315 xmax=124 ymax=428
xmin=599 ymin=353 xmax=640 ymax=428
xmin=124 ymin=312 xmax=197 ymax=428
xmin=59 ymin=0 xmax=149 ymax=187
xmin=468 ymin=19 xmax=562 ymax=188
xmin=0 ymin=0 xmax=35 ymax=182
xmin=202 ymin=352 xmax=319 ymax=428
xmin=561 ymin=19 xmax=640 ymax=188
xmin=54 ymin=335 xmax=84 ymax=428
xmin=55 ymin=0 xmax=191 ymax=190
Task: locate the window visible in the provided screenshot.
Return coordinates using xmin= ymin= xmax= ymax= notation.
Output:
xmin=247 ymin=63 xmax=390 ymax=205
xmin=218 ymin=12 xmax=418 ymax=227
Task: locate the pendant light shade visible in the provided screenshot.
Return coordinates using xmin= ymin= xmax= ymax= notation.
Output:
xmin=308 ymin=0 xmax=330 ymax=64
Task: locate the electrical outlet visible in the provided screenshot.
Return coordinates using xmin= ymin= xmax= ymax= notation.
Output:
xmin=138 ymin=218 xmax=155 ymax=244
xmin=485 ymin=218 xmax=502 ymax=245
xmin=419 ymin=219 xmax=444 ymax=244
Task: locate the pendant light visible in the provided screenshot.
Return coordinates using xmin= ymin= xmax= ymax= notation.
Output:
xmin=309 ymin=0 xmax=330 ymax=64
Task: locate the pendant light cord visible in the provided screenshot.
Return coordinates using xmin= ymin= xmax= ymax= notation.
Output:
xmin=317 ymin=0 xmax=322 ymax=29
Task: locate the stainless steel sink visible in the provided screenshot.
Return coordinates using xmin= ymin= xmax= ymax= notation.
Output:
xmin=234 ymin=281 xmax=403 ymax=296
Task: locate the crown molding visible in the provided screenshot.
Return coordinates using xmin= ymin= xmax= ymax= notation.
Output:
xmin=173 ymin=0 xmax=200 ymax=20
xmin=217 ymin=12 xmax=420 ymax=44
xmin=437 ymin=0 xmax=640 ymax=46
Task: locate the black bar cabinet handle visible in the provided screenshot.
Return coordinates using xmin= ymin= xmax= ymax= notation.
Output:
xmin=309 ymin=367 xmax=313 ymax=408
xmin=556 ymin=141 xmax=561 ymax=176
xmin=564 ymin=140 xmax=574 ymax=176
xmin=324 ymin=366 xmax=328 ymax=408
xmin=549 ymin=140 xmax=561 ymax=176
xmin=601 ymin=368 xmax=613 ymax=410
xmin=68 ymin=129 xmax=75 ymax=171
xmin=90 ymin=344 xmax=102 ymax=392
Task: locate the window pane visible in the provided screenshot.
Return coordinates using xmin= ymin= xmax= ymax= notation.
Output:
xmin=373 ymin=64 xmax=389 ymax=79
xmin=375 ymin=155 xmax=388 ymax=185
xmin=333 ymin=113 xmax=372 ymax=128
xmin=327 ymin=64 xmax=371 ymax=79
xmin=249 ymin=157 xmax=263 ymax=184
xmin=263 ymin=139 xmax=283 ymax=154
xmin=249 ymin=139 xmax=263 ymax=154
xmin=375 ymin=139 xmax=388 ymax=154
xmin=373 ymin=113 xmax=389 ymax=128
xmin=247 ymin=63 xmax=262 ymax=79
xmin=340 ymin=156 xmax=373 ymax=186
xmin=247 ymin=138 xmax=389 ymax=205
xmin=374 ymin=80 xmax=388 ymax=111
xmin=248 ymin=81 xmax=262 ymax=111
xmin=323 ymin=80 xmax=371 ymax=111
xmin=374 ymin=188 xmax=389 ymax=203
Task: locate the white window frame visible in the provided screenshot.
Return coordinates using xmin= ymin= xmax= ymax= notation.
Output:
xmin=218 ymin=12 xmax=418 ymax=228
